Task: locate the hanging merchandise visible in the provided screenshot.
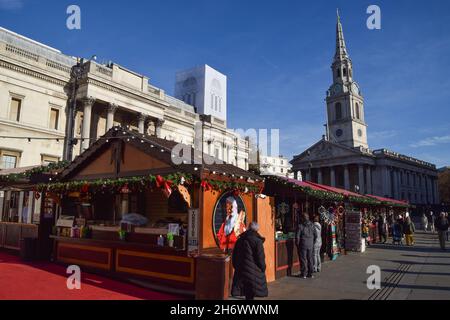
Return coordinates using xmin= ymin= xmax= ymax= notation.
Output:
xmin=319 ymin=206 xmax=337 ymax=225
xmin=330 ymin=224 xmax=339 ymax=260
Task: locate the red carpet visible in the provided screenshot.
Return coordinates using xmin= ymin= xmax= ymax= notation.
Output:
xmin=0 ymin=251 xmax=184 ymax=300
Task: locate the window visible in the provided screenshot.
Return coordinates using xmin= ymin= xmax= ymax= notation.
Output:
xmin=355 ymin=103 xmax=360 ymax=120
xmin=343 ymin=68 xmax=347 ymax=77
xmin=50 ymin=108 xmax=59 ymax=130
xmin=281 ymin=168 xmax=284 ymax=173
xmin=9 ymin=98 xmax=21 ymax=122
xmin=42 ymin=155 xmax=59 ymax=165
xmin=336 ymin=68 xmax=341 ymax=78
xmin=335 ymin=103 xmax=342 ymax=120
xmin=2 ymin=155 xmax=17 ymax=169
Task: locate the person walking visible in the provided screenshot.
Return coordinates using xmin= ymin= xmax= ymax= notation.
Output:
xmin=231 ymin=222 xmax=268 ymax=300
xmin=421 ymin=213 xmax=428 ymax=232
xmin=296 ymin=213 xmax=317 ymax=279
xmin=313 ymin=216 xmax=322 ymax=273
xmin=403 ymin=217 xmax=416 ymax=246
xmin=429 ymin=212 xmax=436 ymax=233
xmin=435 ymin=212 xmax=449 ymax=251
xmin=377 ymin=214 xmax=388 ymax=244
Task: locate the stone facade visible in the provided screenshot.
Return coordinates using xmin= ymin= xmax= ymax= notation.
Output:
xmin=259 ymin=155 xmax=294 ymax=178
xmin=0 ymin=27 xmax=249 ymax=170
xmin=290 ymin=14 xmax=439 ymax=206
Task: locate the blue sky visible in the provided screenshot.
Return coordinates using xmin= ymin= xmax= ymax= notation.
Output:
xmin=1 ymin=0 xmax=449 ymax=167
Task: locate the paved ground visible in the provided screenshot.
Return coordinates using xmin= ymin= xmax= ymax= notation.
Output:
xmin=263 ymin=230 xmax=450 ymax=300
xmin=0 ymin=250 xmax=183 ymax=300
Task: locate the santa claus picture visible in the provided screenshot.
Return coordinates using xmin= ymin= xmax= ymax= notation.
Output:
xmin=216 ymin=196 xmax=246 ymax=252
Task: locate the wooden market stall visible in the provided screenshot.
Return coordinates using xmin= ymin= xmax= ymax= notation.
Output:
xmin=263 ymin=176 xmax=410 ymax=280
xmin=37 ymin=126 xmax=271 ymax=299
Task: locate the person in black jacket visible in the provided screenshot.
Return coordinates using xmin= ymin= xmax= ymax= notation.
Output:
xmin=231 ymin=222 xmax=268 ymax=300
xmin=435 ymin=212 xmax=449 ymax=250
xmin=296 ymin=213 xmax=317 ymax=279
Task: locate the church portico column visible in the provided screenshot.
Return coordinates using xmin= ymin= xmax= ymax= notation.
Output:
xmin=317 ymin=168 xmax=323 ymax=184
xmin=358 ymin=164 xmax=365 ymax=194
xmin=366 ymin=166 xmax=372 ymax=195
xmin=81 ymin=97 xmax=95 ymax=152
xmin=330 ymin=166 xmax=336 ymax=187
xmin=344 ymin=165 xmax=350 ymax=190
xmin=106 ymin=103 xmax=118 ymax=131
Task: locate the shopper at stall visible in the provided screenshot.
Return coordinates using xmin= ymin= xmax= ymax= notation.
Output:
xmin=403 ymin=217 xmax=416 ymax=246
xmin=313 ymin=216 xmax=322 ymax=273
xmin=377 ymin=214 xmax=388 ymax=244
xmin=231 ymin=222 xmax=268 ymax=300
xmin=435 ymin=212 xmax=449 ymax=251
xmin=392 ymin=218 xmax=403 ymax=245
xmin=296 ymin=213 xmax=317 ymax=279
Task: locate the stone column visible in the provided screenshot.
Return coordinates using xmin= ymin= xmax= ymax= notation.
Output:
xmin=344 ymin=165 xmax=350 ymax=190
xmin=154 ymin=118 xmax=165 ymax=138
xmin=18 ymin=191 xmax=24 ymax=223
xmin=138 ymin=113 xmax=148 ymax=134
xmin=330 ymin=167 xmax=336 ymax=187
xmin=366 ymin=166 xmax=372 ymax=195
xmin=81 ymin=97 xmax=95 ymax=152
xmin=106 ymin=103 xmax=118 ymax=131
xmin=434 ymin=178 xmax=440 ymax=204
xmin=305 ymin=171 xmax=311 ymax=182
xmin=317 ymin=168 xmax=323 ymax=184
xmin=358 ymin=164 xmax=365 ymax=194
xmin=26 ymin=191 xmax=33 ymax=224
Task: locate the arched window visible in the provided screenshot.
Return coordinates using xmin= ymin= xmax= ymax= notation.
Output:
xmin=336 ymin=68 xmax=341 ymax=78
xmin=343 ymin=68 xmax=347 ymax=77
xmin=355 ymin=103 xmax=360 ymax=120
xmin=335 ymin=103 xmax=342 ymax=120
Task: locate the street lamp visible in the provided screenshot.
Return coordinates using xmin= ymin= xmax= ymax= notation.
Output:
xmin=64 ymin=55 xmax=97 ymax=161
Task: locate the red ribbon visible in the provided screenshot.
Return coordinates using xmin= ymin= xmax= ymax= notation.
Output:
xmin=81 ymin=183 xmax=90 ymax=193
xmin=200 ymin=180 xmax=212 ymax=191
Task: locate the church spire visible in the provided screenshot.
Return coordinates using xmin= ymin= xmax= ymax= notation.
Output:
xmin=335 ymin=9 xmax=349 ymax=62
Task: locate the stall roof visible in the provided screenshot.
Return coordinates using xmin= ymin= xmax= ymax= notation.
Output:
xmin=305 ymin=181 xmax=366 ymax=198
xmin=59 ymin=126 xmax=262 ymax=182
xmin=366 ymin=194 xmax=409 ymax=206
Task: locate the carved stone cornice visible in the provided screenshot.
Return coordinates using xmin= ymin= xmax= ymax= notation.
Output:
xmin=0 ymin=59 xmax=68 ymax=87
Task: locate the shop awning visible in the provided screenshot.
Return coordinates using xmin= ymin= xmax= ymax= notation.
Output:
xmin=365 ymin=194 xmax=410 ymax=207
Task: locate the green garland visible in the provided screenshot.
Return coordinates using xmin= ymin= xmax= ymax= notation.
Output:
xmin=37 ymin=172 xmax=193 ymax=194
xmin=204 ymin=179 xmax=261 ymax=194
xmin=348 ymin=195 xmax=382 ymax=206
xmin=266 ymin=176 xmax=344 ymax=202
xmin=0 ymin=161 xmax=69 ymax=183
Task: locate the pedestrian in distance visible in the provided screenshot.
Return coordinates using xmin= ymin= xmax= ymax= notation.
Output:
xmin=403 ymin=217 xmax=416 ymax=246
xmin=296 ymin=213 xmax=317 ymax=279
xmin=429 ymin=212 xmax=436 ymax=233
xmin=231 ymin=222 xmax=268 ymax=300
xmin=421 ymin=213 xmax=428 ymax=232
xmin=313 ymin=215 xmax=322 ymax=273
xmin=435 ymin=212 xmax=449 ymax=251
xmin=378 ymin=214 xmax=388 ymax=244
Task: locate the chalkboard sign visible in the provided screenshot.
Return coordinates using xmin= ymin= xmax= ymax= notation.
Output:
xmin=345 ymin=210 xmax=363 ymax=252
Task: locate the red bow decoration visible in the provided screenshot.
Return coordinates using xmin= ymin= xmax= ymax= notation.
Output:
xmin=200 ymin=180 xmax=212 ymax=191
xmin=155 ymin=175 xmax=173 ymax=198
xmin=81 ymin=183 xmax=90 ymax=193
xmin=155 ymin=175 xmax=165 ymax=188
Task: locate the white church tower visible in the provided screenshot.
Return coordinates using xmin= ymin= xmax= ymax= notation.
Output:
xmin=175 ymin=65 xmax=227 ymax=122
xmin=326 ymin=10 xmax=368 ymax=149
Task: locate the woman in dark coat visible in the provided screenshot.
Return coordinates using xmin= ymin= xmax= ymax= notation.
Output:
xmin=231 ymin=222 xmax=268 ymax=300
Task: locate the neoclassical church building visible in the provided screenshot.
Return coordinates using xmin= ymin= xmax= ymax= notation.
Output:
xmin=291 ymin=13 xmax=439 ymax=206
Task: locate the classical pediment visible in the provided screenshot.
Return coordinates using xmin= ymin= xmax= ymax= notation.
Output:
xmin=291 ymin=140 xmax=367 ymax=165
